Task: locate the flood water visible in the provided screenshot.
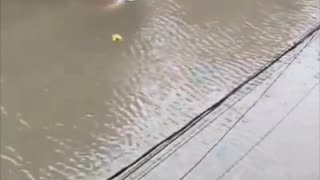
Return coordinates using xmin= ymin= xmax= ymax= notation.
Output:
xmin=0 ymin=0 xmax=319 ymax=180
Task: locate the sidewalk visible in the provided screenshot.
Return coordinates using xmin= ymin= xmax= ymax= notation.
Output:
xmin=122 ymin=34 xmax=320 ymax=180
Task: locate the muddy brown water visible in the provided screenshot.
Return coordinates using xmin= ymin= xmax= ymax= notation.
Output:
xmin=0 ymin=0 xmax=319 ymax=179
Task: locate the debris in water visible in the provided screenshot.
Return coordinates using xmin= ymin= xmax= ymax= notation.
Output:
xmin=112 ymin=34 xmax=123 ymax=42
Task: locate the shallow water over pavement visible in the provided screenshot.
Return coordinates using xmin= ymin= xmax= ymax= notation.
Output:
xmin=1 ymin=0 xmax=319 ymax=179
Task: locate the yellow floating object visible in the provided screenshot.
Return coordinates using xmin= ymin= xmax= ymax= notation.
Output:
xmin=112 ymin=34 xmax=123 ymax=42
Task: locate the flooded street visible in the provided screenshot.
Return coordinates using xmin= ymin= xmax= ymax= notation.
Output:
xmin=0 ymin=0 xmax=319 ymax=180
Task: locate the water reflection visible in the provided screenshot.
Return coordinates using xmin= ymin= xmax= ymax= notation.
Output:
xmin=1 ymin=0 xmax=319 ymax=179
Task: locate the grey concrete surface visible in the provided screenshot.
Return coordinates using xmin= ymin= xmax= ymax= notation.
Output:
xmin=124 ymin=33 xmax=320 ymax=180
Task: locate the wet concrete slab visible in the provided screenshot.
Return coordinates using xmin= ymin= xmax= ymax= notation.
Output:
xmin=121 ymin=33 xmax=320 ymax=180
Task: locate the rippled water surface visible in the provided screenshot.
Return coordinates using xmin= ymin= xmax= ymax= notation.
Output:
xmin=1 ymin=0 xmax=319 ymax=179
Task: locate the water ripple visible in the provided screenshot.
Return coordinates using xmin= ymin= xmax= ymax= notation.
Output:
xmin=1 ymin=0 xmax=319 ymax=179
